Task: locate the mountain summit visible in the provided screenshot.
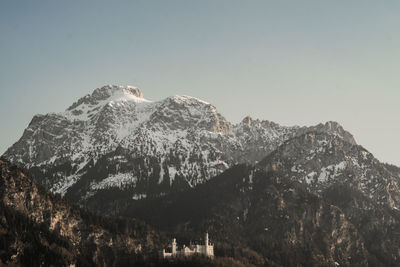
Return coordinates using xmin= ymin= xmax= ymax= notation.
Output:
xmin=4 ymin=85 xmax=357 ymax=204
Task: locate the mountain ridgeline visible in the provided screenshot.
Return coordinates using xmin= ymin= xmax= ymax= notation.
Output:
xmin=4 ymin=85 xmax=356 ymax=204
xmin=3 ymin=85 xmax=400 ymax=266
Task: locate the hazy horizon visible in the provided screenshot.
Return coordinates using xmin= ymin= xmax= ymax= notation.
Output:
xmin=1 ymin=1 xmax=399 ymax=165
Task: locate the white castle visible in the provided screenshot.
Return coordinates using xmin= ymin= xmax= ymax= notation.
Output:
xmin=161 ymin=233 xmax=214 ymax=258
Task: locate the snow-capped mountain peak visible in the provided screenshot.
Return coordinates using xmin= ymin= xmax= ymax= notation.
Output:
xmin=4 ymin=85 xmax=360 ymax=202
xmin=88 ymin=84 xmax=145 ymax=100
xmin=65 ymin=85 xmax=150 ymax=121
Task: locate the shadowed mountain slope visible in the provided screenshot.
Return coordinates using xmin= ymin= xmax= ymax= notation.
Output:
xmin=0 ymin=158 xmax=164 ymax=266
xmin=93 ymin=131 xmax=400 ymax=266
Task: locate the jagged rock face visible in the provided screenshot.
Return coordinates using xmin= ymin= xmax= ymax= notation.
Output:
xmin=232 ymin=117 xmax=300 ymax=163
xmin=3 ymin=85 xmax=357 ymax=202
xmin=259 ymin=132 xmax=400 ymax=209
xmin=232 ymin=118 xmax=357 ymax=163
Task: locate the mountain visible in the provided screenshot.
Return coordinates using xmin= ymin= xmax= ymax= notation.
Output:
xmin=0 ymin=157 xmax=164 ymax=266
xmin=0 ymin=157 xmax=284 ymax=267
xmin=258 ymin=132 xmax=400 ymax=264
xmin=110 ymin=131 xmax=400 ymax=266
xmin=3 ymin=84 xmax=400 ymax=266
xmin=259 ymin=131 xmax=400 ymax=209
xmin=3 ymin=85 xmax=356 ymax=204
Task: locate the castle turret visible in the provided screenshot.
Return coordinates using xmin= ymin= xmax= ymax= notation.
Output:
xmin=205 ymin=232 xmax=209 ymax=256
xmin=204 ymin=232 xmax=214 ymax=257
xmin=172 ymin=238 xmax=177 ymax=255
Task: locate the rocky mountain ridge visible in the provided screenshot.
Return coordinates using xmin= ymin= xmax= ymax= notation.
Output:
xmin=3 ymin=85 xmax=357 ymax=203
xmin=260 ymin=131 xmax=400 ymax=209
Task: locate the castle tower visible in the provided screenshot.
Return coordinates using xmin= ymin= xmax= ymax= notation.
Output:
xmin=205 ymin=232 xmax=209 ymax=256
xmin=172 ymin=238 xmax=177 ymax=255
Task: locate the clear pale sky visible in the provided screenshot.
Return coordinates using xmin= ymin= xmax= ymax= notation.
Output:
xmin=1 ymin=1 xmax=399 ymax=165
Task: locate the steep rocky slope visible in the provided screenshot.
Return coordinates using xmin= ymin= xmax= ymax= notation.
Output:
xmin=0 ymin=158 xmax=163 ymax=266
xmin=257 ymin=132 xmax=400 ymax=264
xmin=260 ymin=132 xmax=400 ymax=209
xmin=3 ymin=85 xmax=355 ymax=203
